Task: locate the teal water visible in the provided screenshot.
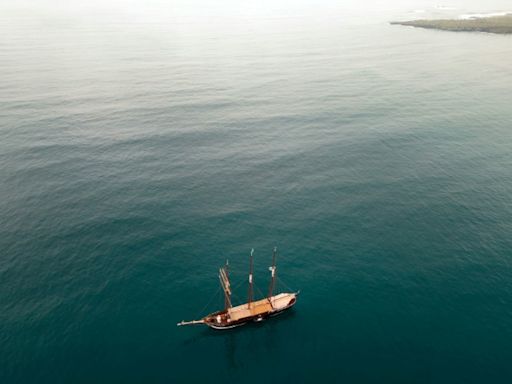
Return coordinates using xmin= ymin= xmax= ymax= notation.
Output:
xmin=1 ymin=1 xmax=512 ymax=382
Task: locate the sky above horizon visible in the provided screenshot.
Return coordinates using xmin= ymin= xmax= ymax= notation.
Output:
xmin=3 ymin=0 xmax=512 ymax=19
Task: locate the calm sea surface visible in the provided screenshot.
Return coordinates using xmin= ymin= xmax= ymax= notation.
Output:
xmin=1 ymin=1 xmax=512 ymax=382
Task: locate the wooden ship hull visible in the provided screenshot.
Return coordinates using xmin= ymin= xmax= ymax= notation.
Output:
xmin=178 ymin=248 xmax=298 ymax=330
xmin=203 ymin=292 xmax=297 ymax=329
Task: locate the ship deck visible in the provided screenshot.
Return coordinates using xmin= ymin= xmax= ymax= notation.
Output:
xmin=227 ymin=293 xmax=295 ymax=321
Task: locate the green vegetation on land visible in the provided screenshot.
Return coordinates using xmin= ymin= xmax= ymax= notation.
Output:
xmin=391 ymin=14 xmax=512 ymax=34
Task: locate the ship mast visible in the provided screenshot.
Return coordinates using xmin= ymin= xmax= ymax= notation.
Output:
xmin=248 ymin=249 xmax=254 ymax=308
xmin=219 ymin=259 xmax=232 ymax=309
xmin=268 ymin=247 xmax=277 ymax=304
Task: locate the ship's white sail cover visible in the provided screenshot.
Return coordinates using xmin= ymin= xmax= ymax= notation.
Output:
xmin=219 ymin=267 xmax=231 ymax=294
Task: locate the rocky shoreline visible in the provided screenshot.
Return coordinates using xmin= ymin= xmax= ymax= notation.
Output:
xmin=391 ymin=14 xmax=512 ymax=34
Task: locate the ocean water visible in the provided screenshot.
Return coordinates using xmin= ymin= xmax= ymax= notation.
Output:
xmin=1 ymin=1 xmax=512 ymax=382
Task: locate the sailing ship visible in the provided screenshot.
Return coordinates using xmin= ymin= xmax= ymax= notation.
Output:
xmin=177 ymin=248 xmax=299 ymax=330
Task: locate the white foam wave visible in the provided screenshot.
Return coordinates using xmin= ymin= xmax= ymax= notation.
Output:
xmin=459 ymin=12 xmax=512 ymax=20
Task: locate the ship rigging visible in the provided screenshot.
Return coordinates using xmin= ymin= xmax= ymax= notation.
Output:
xmin=177 ymin=248 xmax=299 ymax=330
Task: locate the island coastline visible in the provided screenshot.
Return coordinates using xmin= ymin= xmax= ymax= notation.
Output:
xmin=391 ymin=14 xmax=512 ymax=34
